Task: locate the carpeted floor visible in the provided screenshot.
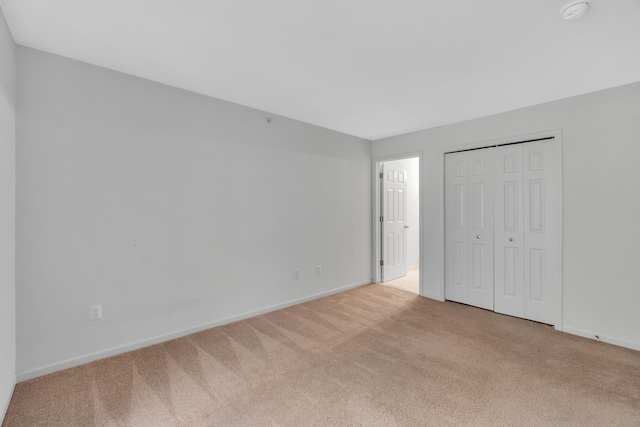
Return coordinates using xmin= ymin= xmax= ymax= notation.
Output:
xmin=3 ymin=284 xmax=640 ymax=426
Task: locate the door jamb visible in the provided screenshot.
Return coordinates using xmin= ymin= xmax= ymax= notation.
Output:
xmin=372 ymin=152 xmax=423 ymax=295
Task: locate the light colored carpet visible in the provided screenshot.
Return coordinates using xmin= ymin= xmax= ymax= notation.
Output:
xmin=3 ymin=284 xmax=640 ymax=426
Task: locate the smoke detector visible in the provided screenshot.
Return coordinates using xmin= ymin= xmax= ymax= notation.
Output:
xmin=560 ymin=1 xmax=589 ymax=20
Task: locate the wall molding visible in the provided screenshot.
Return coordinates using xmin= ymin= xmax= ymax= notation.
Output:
xmin=563 ymin=327 xmax=640 ymax=352
xmin=1 ymin=377 xmax=16 ymax=424
xmin=17 ymin=280 xmax=370 ymax=382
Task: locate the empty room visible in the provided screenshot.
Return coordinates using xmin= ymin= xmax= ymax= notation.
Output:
xmin=1 ymin=1 xmax=640 ymax=426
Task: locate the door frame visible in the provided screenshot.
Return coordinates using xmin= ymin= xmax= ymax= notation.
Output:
xmin=372 ymin=152 xmax=423 ymax=294
xmin=439 ymin=129 xmax=564 ymax=330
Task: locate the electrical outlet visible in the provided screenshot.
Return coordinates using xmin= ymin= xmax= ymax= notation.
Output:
xmin=292 ymin=270 xmax=300 ymax=280
xmin=316 ymin=266 xmax=322 ymax=276
xmin=89 ymin=305 xmax=102 ymax=321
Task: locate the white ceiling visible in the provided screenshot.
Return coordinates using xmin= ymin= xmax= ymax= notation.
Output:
xmin=2 ymin=1 xmax=640 ymax=140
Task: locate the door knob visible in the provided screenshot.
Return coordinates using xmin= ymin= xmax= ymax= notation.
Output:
xmin=509 ymin=237 xmax=514 ymax=242
xmin=476 ymin=235 xmax=481 ymax=239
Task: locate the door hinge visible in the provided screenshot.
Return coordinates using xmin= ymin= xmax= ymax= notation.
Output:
xmin=379 ymin=216 xmax=383 ymax=223
xmin=380 ymin=260 xmax=384 ymax=266
xmin=379 ymin=172 xmax=383 ymax=179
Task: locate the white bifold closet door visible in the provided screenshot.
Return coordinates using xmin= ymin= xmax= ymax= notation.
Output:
xmin=445 ymin=140 xmax=557 ymax=324
xmin=444 ymin=149 xmax=494 ymax=310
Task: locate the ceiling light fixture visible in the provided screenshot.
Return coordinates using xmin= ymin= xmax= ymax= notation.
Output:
xmin=560 ymin=1 xmax=589 ymax=20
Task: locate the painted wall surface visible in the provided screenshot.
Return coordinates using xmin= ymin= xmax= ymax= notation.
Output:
xmin=0 ymin=5 xmax=16 ymax=422
xmin=372 ymin=81 xmax=640 ymax=350
xmin=16 ymin=47 xmax=372 ymax=378
xmin=383 ymin=158 xmax=419 ymax=267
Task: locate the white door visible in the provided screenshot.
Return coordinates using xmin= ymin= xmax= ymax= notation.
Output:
xmin=468 ymin=149 xmax=495 ymax=310
xmin=494 ymin=144 xmax=525 ymax=318
xmin=494 ymin=141 xmax=557 ymax=323
xmin=445 ymin=139 xmax=558 ymax=325
xmin=381 ymin=165 xmax=408 ymax=282
xmin=445 ymin=150 xmax=494 ymax=309
xmin=445 ymin=153 xmax=469 ymax=303
xmin=523 ymin=140 xmax=557 ymax=324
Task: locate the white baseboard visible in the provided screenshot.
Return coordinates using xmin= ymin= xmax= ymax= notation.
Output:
xmin=16 ymin=280 xmax=371 ymax=382
xmin=563 ymin=326 xmax=640 ymax=352
xmin=1 ymin=376 xmax=16 ymax=425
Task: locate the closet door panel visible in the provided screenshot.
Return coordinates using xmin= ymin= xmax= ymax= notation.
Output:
xmin=523 ymin=141 xmax=557 ymax=324
xmin=445 ymin=153 xmax=469 ymax=304
xmin=467 ymin=150 xmax=494 ymax=310
xmin=494 ymin=145 xmax=525 ymax=318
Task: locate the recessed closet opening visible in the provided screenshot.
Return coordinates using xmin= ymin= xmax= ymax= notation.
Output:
xmin=444 ymin=133 xmax=563 ymax=326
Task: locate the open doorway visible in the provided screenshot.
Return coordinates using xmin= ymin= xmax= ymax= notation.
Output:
xmin=374 ymin=156 xmax=420 ymax=294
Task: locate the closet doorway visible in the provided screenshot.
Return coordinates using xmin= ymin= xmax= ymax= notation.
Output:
xmin=444 ymin=136 xmax=562 ymax=325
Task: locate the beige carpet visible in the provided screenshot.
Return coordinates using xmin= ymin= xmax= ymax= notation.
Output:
xmin=3 ymin=284 xmax=640 ymax=426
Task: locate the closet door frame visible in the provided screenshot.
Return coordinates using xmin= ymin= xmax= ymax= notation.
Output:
xmin=439 ymin=130 xmax=563 ymax=331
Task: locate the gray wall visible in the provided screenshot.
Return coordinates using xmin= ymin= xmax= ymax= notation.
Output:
xmin=373 ymin=81 xmax=640 ymax=350
xmin=16 ymin=47 xmax=372 ymax=379
xmin=0 ymin=5 xmax=16 ymax=422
